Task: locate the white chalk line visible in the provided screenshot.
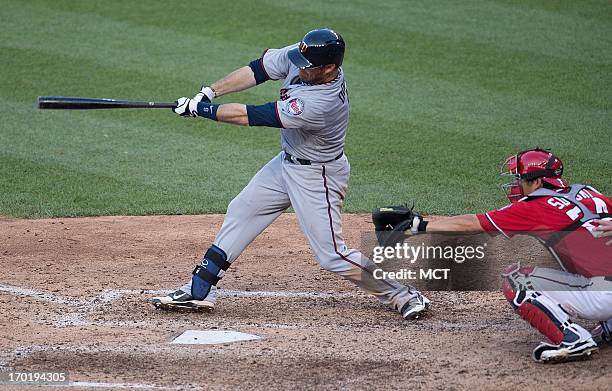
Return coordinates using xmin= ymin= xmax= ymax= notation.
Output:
xmin=0 ymin=285 xmax=87 ymax=306
xmin=0 ymin=283 xmax=359 ymax=328
xmin=54 ymin=313 xmax=89 ymax=327
xmin=0 ymin=283 xmax=358 ymax=307
xmin=220 ymin=288 xmax=358 ymax=299
xmin=54 ymin=315 xmax=304 ymax=329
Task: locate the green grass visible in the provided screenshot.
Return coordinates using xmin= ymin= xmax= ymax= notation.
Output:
xmin=1 ymin=0 xmax=610 ymax=218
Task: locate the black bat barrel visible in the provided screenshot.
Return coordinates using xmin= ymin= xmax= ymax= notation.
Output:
xmin=37 ymin=96 xmax=176 ymax=110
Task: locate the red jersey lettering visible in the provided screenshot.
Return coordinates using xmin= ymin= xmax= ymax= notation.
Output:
xmin=477 ymin=186 xmax=612 ymax=277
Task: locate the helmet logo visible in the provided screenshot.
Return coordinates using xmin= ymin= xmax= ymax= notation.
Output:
xmin=299 ymin=41 xmax=308 ymax=53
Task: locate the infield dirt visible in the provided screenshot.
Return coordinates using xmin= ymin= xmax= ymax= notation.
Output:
xmin=0 ymin=214 xmax=609 ymax=390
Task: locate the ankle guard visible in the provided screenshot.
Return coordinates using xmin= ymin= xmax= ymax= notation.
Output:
xmin=191 ymin=245 xmax=230 ymax=299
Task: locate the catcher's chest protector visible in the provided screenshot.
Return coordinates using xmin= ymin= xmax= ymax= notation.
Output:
xmin=526 ymin=184 xmax=612 ymax=276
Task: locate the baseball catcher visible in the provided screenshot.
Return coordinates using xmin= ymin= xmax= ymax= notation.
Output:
xmin=373 ymin=148 xmax=612 ymax=363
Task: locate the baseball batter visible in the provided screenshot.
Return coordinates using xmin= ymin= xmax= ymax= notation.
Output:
xmin=373 ymin=148 xmax=612 ymax=363
xmin=151 ymin=28 xmax=430 ymax=319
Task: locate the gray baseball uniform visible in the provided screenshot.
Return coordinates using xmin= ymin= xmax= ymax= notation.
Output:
xmin=180 ymin=43 xmax=422 ymax=313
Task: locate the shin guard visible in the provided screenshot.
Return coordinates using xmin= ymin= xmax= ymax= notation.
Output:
xmin=502 ymin=263 xmax=568 ymax=344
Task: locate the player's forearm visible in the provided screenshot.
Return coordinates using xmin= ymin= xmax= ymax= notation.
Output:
xmin=215 ymin=103 xmax=249 ymax=126
xmin=193 ymin=102 xmax=281 ymax=128
xmin=210 ymin=66 xmax=257 ymax=97
xmin=425 ymin=214 xmax=484 ymax=234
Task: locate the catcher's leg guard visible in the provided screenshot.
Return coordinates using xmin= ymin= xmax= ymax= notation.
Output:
xmin=191 ymin=245 xmax=230 ymax=299
xmin=502 ymin=263 xmax=590 ymax=345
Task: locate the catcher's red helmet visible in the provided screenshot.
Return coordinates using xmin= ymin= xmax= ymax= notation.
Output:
xmin=501 ymin=148 xmax=569 ymax=203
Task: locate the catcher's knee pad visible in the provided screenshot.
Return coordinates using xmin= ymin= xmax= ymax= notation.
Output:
xmin=502 ymin=263 xmax=536 ymax=308
xmin=502 ymin=263 xmax=571 ymax=344
xmin=191 ymin=245 xmax=230 ymax=299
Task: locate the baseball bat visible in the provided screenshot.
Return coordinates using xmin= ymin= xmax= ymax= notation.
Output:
xmin=37 ymin=96 xmax=176 ymax=110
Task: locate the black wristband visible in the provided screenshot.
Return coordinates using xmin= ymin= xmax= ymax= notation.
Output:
xmin=196 ymin=102 xmax=219 ymax=121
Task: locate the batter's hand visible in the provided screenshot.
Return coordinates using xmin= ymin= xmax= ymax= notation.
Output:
xmin=173 ymin=97 xmax=198 ymax=117
xmin=592 ymin=219 xmax=612 ymax=246
xmin=193 ymin=86 xmax=215 ymax=103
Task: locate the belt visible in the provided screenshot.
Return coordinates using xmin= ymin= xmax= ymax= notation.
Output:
xmin=284 ymin=151 xmax=343 ymax=165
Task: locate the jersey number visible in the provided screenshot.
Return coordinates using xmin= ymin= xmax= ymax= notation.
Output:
xmin=547 ymin=196 xmax=609 ymax=221
xmin=550 ymin=195 xmax=611 ymax=238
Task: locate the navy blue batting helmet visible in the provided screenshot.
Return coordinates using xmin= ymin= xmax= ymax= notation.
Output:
xmin=288 ymin=28 xmax=345 ymax=69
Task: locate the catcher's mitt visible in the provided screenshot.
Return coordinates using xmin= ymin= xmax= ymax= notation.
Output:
xmin=372 ymin=204 xmax=425 ymax=247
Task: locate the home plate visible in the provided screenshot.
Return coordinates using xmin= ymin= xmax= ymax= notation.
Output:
xmin=171 ymin=330 xmax=262 ymax=345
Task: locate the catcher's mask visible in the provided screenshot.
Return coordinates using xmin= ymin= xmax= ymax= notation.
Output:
xmin=501 ymin=148 xmax=568 ymax=203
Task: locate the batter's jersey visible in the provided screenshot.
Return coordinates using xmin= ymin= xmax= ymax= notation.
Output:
xmin=261 ymin=44 xmax=349 ymax=162
xmin=477 ymin=185 xmax=612 ymax=277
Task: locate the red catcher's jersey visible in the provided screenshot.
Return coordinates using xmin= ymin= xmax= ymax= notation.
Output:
xmin=477 ymin=186 xmax=612 ymax=277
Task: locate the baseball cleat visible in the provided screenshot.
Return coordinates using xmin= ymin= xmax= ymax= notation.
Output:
xmin=401 ymin=294 xmax=430 ymax=320
xmin=151 ymin=289 xmax=214 ymax=312
xmin=532 ymin=338 xmax=598 ymax=363
xmin=591 ymin=321 xmax=612 ymax=346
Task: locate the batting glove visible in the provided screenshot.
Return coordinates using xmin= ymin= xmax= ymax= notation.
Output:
xmin=173 ymin=97 xmax=199 ymax=117
xmin=193 ymin=85 xmax=215 ymax=103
